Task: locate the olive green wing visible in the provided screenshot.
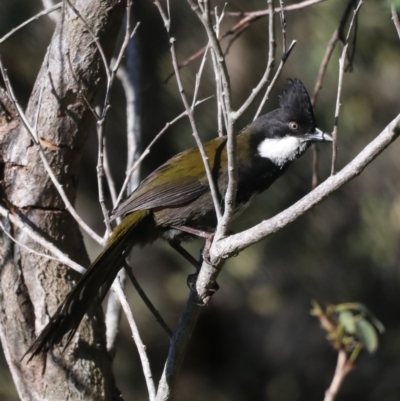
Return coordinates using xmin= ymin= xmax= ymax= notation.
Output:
xmin=111 ymin=137 xmax=228 ymax=219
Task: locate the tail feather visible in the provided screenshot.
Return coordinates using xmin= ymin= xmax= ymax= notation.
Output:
xmin=24 ymin=210 xmax=151 ymax=361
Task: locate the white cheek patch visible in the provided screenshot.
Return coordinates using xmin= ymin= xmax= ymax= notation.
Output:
xmin=257 ymin=136 xmax=307 ymax=166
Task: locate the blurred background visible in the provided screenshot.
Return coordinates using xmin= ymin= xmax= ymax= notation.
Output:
xmin=1 ymin=0 xmax=400 ymax=400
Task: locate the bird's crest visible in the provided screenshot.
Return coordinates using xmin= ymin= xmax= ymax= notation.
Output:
xmin=279 ymin=78 xmax=316 ymax=127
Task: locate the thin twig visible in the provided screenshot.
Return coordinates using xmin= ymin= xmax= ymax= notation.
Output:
xmin=41 ymin=0 xmax=60 ymax=23
xmin=254 ymin=40 xmax=296 ymax=119
xmin=311 ymin=0 xmax=358 ymax=105
xmin=331 ymin=0 xmax=363 ymax=175
xmin=0 ymin=219 xmax=62 ymax=264
xmin=65 ymin=0 xmax=111 ymax=81
xmin=0 ymin=2 xmax=62 ymax=44
xmin=252 ymin=0 xmax=276 ymax=121
xmin=0 ymin=58 xmax=105 ymax=246
xmin=192 ymin=44 xmax=210 ymax=109
xmin=165 ymin=0 xmax=327 ymax=82
xmin=311 ymin=0 xmax=358 ymax=188
xmin=95 ymin=12 xmax=139 ymax=221
xmin=117 ymin=63 xmax=141 ymax=192
xmin=189 ymin=0 xmax=235 ymax=239
xmin=311 ymin=144 xmax=320 ymax=189
xmin=96 ymin=118 xmax=112 ymax=235
xmin=156 ymin=290 xmax=200 ymax=401
xmin=170 ymin=38 xmax=223 ymax=221
xmin=112 ymin=281 xmax=156 ymax=401
xmin=310 ymin=28 xmax=339 ymax=188
xmin=225 ymin=0 xmax=327 ymax=17
xmin=391 ymin=3 xmax=400 ymax=40
xmin=106 ymin=33 xmax=143 ymax=354
xmin=103 ymin=143 xmax=118 ymax=207
xmin=210 ymin=42 xmax=228 ymax=135
xmin=153 ymin=0 xmax=171 ymax=30
xmin=115 ymin=96 xmax=213 ymax=208
xmin=278 ymin=0 xmax=287 ymax=54
xmin=324 ymin=350 xmax=353 ymax=401
xmin=65 ymin=0 xmax=139 ymax=235
xmin=234 ymin=0 xmax=277 ymax=122
xmin=213 ymin=7 xmax=227 ymax=137
xmin=124 ymin=262 xmax=172 ymax=338
xmin=0 ymin=205 xmax=86 ymax=275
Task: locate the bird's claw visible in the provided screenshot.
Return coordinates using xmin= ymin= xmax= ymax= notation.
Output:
xmin=201 ymin=234 xmax=214 ymax=265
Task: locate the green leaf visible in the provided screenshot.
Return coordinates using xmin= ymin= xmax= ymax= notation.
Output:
xmin=355 ymin=319 xmax=378 ymax=353
xmin=339 ymin=310 xmax=356 ymax=334
xmin=335 ymin=303 xmax=385 ymax=334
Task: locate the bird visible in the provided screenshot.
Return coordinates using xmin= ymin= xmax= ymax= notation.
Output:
xmin=25 ymin=78 xmax=332 ymax=360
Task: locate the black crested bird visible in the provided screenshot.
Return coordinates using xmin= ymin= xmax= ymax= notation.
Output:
xmin=25 ymin=78 xmax=332 ymax=360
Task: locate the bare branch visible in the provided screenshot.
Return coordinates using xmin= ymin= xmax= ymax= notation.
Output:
xmin=106 ymin=33 xmax=142 ymax=354
xmin=187 ymin=0 xmax=235 ymax=239
xmin=154 ymin=0 xmax=171 ymax=30
xmin=166 ymin=0 xmax=327 ymax=81
xmin=331 ymin=0 xmax=363 ymax=174
xmin=253 ymin=40 xmax=296 ymax=120
xmin=311 ymin=0 xmax=358 ymax=105
xmin=41 ymin=0 xmax=60 ymax=23
xmin=311 ymin=0 xmax=358 ymax=188
xmin=156 ymin=290 xmax=201 ymax=401
xmin=238 ymin=0 xmax=277 ymax=122
xmin=112 ymin=281 xmax=156 ymax=401
xmin=156 ymin=245 xmax=224 ymax=400
xmin=65 ymin=0 xmax=138 ymax=235
xmin=391 ymin=3 xmax=400 ymax=39
xmin=96 ymin=118 xmax=113 ymax=235
xmin=0 ymin=2 xmax=61 ymax=44
xmin=117 ymin=64 xmax=141 ymax=191
xmin=169 ymin=37 xmax=223 ymax=221
xmin=324 ymin=350 xmax=353 ymax=401
xmin=115 ymin=96 xmax=213 ymax=208
xmin=124 ymin=262 xmax=172 ymax=338
xmin=225 ymin=0 xmax=328 ymax=17
xmin=0 ymin=205 xmax=86 ymax=275
xmin=0 ymin=219 xmax=63 ymax=265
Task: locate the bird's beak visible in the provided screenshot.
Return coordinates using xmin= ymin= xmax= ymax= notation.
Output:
xmin=304 ymin=128 xmax=333 ymax=143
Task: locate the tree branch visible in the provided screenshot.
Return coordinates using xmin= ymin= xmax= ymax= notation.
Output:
xmin=213 ymin=114 xmax=400 ymax=258
xmin=331 ymin=0 xmax=363 ymax=174
xmin=324 ymin=350 xmax=353 ymax=401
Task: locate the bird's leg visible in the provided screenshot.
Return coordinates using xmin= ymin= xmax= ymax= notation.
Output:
xmin=171 ymin=225 xmax=213 ymax=239
xmin=168 ymin=239 xmax=219 ymax=305
xmin=171 ymin=225 xmax=215 ymax=265
xmin=168 ymin=241 xmax=201 ymax=291
xmin=168 ymin=241 xmax=201 ymax=270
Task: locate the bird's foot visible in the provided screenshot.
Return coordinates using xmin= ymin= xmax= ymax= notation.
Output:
xmin=201 ymin=234 xmax=215 ymax=266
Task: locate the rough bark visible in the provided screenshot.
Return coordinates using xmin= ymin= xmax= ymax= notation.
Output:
xmin=0 ymin=1 xmax=126 ymax=399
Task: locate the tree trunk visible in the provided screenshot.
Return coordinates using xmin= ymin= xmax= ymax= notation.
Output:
xmin=0 ymin=1 xmax=126 ymax=399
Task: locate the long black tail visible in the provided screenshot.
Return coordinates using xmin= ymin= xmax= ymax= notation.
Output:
xmin=24 ymin=210 xmax=151 ymax=361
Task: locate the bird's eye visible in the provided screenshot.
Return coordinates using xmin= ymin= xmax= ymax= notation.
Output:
xmin=289 ymin=121 xmax=299 ymax=131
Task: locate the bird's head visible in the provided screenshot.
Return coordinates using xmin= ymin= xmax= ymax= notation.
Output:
xmin=250 ymin=78 xmax=332 ymax=167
